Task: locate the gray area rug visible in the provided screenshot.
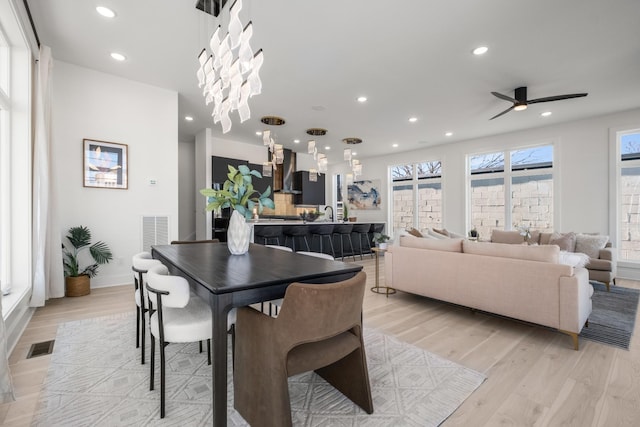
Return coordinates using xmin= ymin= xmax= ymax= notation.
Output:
xmin=32 ymin=312 xmax=485 ymax=426
xmin=580 ymin=282 xmax=640 ymax=350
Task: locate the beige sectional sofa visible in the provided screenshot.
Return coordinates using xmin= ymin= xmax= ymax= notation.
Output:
xmin=490 ymin=230 xmax=616 ymax=291
xmin=385 ymin=236 xmax=593 ymax=350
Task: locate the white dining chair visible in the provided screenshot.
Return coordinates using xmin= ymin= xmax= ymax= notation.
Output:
xmin=146 ymin=264 xmax=236 ymax=419
xmin=131 ymin=252 xmax=164 ymax=364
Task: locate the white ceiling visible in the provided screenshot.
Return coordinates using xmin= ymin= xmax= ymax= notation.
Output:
xmin=27 ymin=0 xmax=640 ymax=164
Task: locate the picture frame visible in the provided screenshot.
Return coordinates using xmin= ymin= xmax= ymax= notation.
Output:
xmin=83 ymin=139 xmax=128 ymax=189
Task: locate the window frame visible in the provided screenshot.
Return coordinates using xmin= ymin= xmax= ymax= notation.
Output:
xmin=466 ymin=143 xmax=556 ymax=237
xmin=389 ymin=160 xmax=443 ymax=235
xmin=613 ymin=127 xmax=640 ymax=267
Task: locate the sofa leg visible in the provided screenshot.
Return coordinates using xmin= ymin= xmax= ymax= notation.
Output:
xmin=558 ymin=330 xmax=579 ymax=350
xmin=606 ymin=281 xmax=610 ymax=292
xmin=585 ymin=320 xmax=589 ymax=328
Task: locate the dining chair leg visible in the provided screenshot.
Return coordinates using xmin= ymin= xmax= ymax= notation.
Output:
xmin=160 ymin=340 xmax=166 ymax=419
xmin=136 ymin=306 xmax=140 ymax=348
xmin=207 ymin=339 xmax=211 ymax=365
xmin=199 ymin=341 xmax=203 ymax=353
xmin=149 ymin=334 xmax=155 ymax=391
xmin=140 ymin=309 xmax=146 ymax=365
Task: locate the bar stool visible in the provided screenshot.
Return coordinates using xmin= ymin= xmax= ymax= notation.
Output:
xmin=308 ymin=223 xmax=335 ymax=258
xmin=254 ymin=225 xmax=283 ymax=245
xmin=332 ymin=223 xmax=356 ymax=261
xmin=283 ymin=225 xmax=310 ymax=252
xmin=352 ymin=223 xmax=373 ymax=260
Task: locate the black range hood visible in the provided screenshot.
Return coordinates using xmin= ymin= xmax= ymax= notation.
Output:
xmin=270 ymin=148 xmax=301 ymax=194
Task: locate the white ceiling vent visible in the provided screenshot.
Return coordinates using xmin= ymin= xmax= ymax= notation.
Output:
xmin=142 ymin=216 xmax=169 ymax=252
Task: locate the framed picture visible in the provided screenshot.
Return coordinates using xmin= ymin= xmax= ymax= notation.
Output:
xmin=348 ymin=179 xmax=381 ymax=210
xmin=83 ymin=139 xmax=128 ymax=189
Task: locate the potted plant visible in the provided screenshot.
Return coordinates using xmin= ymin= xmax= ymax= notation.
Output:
xmin=62 ymin=225 xmax=113 ymax=297
xmin=468 ymin=227 xmax=479 ymax=240
xmin=372 ymin=232 xmax=390 ymax=250
xmin=200 ymin=164 xmax=275 ymax=254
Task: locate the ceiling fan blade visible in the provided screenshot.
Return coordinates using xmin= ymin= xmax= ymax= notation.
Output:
xmin=489 ymin=105 xmax=515 ymax=120
xmin=491 ymin=91 xmax=517 ymax=103
xmin=527 ymin=93 xmax=588 ymax=104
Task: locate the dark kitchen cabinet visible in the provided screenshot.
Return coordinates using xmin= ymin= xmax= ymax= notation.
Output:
xmin=293 ymin=171 xmax=325 ymax=205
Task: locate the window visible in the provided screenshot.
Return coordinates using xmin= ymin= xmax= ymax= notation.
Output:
xmin=468 ymin=145 xmax=553 ymax=239
xmin=391 ymin=160 xmax=442 ymax=233
xmin=0 ymin=2 xmax=33 ymax=317
xmin=618 ymin=130 xmax=640 ymax=262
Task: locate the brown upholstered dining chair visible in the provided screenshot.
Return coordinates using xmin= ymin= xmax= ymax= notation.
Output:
xmin=233 ymin=271 xmax=373 ymax=427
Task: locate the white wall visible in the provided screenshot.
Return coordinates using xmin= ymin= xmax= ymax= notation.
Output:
xmin=52 ymin=61 xmax=179 ymax=287
xmin=178 ymin=140 xmax=196 ymax=240
xmin=329 ymin=108 xmax=640 ymax=238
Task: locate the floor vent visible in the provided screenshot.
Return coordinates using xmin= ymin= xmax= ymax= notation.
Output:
xmin=26 ymin=340 xmax=55 ymax=359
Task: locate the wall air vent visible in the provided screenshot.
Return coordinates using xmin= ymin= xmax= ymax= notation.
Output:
xmin=142 ymin=216 xmax=169 ymax=252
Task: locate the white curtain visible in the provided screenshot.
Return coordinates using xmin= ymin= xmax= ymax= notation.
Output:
xmin=31 ymin=45 xmax=64 ymax=307
xmin=0 ymin=293 xmax=15 ymax=403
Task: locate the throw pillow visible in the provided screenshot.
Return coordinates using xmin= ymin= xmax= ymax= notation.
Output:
xmin=426 ymin=229 xmax=449 ymax=239
xmin=558 ymin=251 xmax=590 ymax=268
xmin=432 ymin=228 xmax=449 ymax=237
xmin=407 ymin=227 xmax=423 ymax=238
xmin=549 ymin=232 xmax=576 ymax=252
xmin=575 ymin=234 xmax=609 ymax=259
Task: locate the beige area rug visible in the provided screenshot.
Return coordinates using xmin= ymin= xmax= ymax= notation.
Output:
xmin=32 ymin=312 xmax=485 ymax=426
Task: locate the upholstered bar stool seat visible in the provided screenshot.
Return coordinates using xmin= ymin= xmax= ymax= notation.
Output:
xmin=333 ymin=223 xmax=356 ymax=261
xmin=352 ymin=223 xmax=373 ymax=260
xmin=283 ymin=225 xmax=310 ymax=252
xmin=254 ymin=226 xmax=283 ymax=246
xmin=308 ymin=223 xmax=335 ymax=258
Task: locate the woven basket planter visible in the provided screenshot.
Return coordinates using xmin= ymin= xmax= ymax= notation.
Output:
xmin=65 ymin=275 xmax=90 ymax=297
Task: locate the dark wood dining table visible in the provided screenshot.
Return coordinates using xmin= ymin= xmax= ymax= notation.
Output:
xmin=151 ymin=242 xmax=363 ymax=427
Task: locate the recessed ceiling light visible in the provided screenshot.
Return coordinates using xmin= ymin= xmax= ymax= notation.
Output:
xmin=96 ymin=6 xmax=116 ymax=18
xmin=357 ymin=96 xmax=367 ymax=103
xmin=185 ymin=116 xmax=194 ymax=121
xmin=352 ymin=152 xmax=357 ymax=156
xmin=408 ymin=117 xmax=418 ymax=123
xmin=293 ymin=139 xmax=300 ymax=143
xmin=392 ymin=143 xmax=399 ymax=148
xmin=255 ymin=131 xmax=262 ymax=136
xmin=541 ymin=111 xmax=552 ymax=117
xmin=110 ymin=52 xmax=126 ymax=61
xmin=445 ymin=132 xmax=453 ymax=137
xmin=514 ymin=104 xmax=528 ymax=111
xmin=325 ymin=146 xmax=331 ymax=150
xmin=473 ymin=46 xmax=488 ymax=55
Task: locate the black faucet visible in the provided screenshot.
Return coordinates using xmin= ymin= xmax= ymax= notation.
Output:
xmin=324 ymin=205 xmax=334 ymax=222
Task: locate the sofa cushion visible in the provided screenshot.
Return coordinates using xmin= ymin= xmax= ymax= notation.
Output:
xmin=549 ymin=232 xmax=576 ymax=252
xmin=491 ymin=229 xmax=540 ymax=245
xmin=400 ymin=235 xmax=463 ymax=252
xmin=575 ymin=234 xmax=609 ymax=258
xmin=491 ymin=230 xmax=524 ymax=244
xmin=463 ymin=240 xmax=559 ymax=263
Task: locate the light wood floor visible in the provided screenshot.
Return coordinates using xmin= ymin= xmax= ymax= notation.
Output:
xmin=2 ymin=257 xmax=640 ymax=426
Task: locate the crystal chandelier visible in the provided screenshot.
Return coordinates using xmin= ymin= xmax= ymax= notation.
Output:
xmin=196 ymin=0 xmax=263 ymax=133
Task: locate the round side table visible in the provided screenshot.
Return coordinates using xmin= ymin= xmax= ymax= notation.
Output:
xmin=371 ymin=247 xmax=396 ymax=297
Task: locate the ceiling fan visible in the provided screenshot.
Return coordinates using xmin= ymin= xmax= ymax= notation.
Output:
xmin=490 ymin=86 xmax=588 ymax=120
